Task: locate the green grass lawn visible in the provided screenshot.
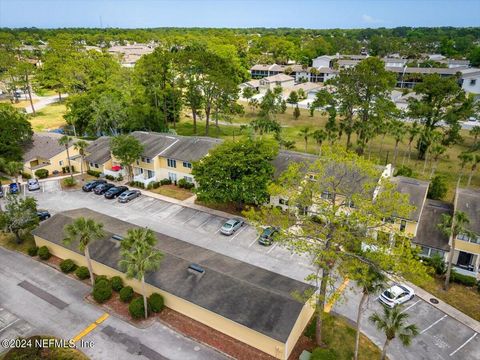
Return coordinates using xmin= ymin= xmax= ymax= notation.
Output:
xmin=149 ymin=184 xmax=194 ymax=201
xmin=29 ymin=102 xmax=67 ymax=132
xmin=0 ymin=232 xmax=35 ymax=254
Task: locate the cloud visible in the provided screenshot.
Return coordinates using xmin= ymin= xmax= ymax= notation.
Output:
xmin=362 ymin=14 xmax=384 ymax=24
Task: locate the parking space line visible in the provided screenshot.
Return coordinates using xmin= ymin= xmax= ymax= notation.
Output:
xmin=266 ymin=242 xmax=278 ymax=254
xmin=401 ymin=300 xmax=421 ymax=313
xmin=229 ymin=226 xmax=247 ymax=242
xmin=197 ymin=216 xmax=214 ymax=228
xmin=248 ymin=238 xmax=258 ymax=247
xmin=0 ymin=319 xmax=19 ymax=333
xmin=449 ymin=332 xmax=477 ymax=356
xmin=183 ymin=212 xmax=199 ymax=224
xmin=420 ymin=314 xmax=448 ymax=334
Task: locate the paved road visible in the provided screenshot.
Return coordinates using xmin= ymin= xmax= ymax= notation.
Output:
xmin=2 ymin=181 xmax=479 ymax=360
xmin=0 ymin=247 xmax=227 ymax=360
xmin=25 ymin=94 xmax=68 ymax=114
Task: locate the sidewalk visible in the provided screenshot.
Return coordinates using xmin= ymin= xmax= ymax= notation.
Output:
xmin=408 ymin=281 xmax=480 ymax=333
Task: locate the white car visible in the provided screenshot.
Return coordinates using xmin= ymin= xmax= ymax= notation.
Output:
xmin=27 ymin=179 xmax=40 ymax=191
xmin=379 ymin=284 xmax=415 ymax=308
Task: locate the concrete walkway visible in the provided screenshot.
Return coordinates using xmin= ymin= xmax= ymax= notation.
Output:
xmin=25 ymin=93 xmax=68 ymax=114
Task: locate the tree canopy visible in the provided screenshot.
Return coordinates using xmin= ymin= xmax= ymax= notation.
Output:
xmin=0 ymin=103 xmax=33 ymax=161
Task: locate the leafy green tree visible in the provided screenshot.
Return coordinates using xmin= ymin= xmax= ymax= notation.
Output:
xmin=0 ymin=194 xmax=38 ymax=244
xmin=242 ymin=86 xmax=255 ymax=103
xmin=438 ymin=211 xmax=473 ymax=290
xmin=309 ymin=89 xmax=333 ymax=117
xmin=467 ymin=154 xmax=480 ymax=187
xmin=408 ymin=74 xmax=472 ymax=159
xmin=389 ymin=120 xmax=406 ymax=167
xmin=0 ymin=103 xmax=33 ymax=161
xmin=4 ymin=161 xmax=23 ymax=185
xmin=293 ymin=105 xmax=301 ymax=120
xmin=110 ymin=135 xmax=144 ymax=182
xmin=63 ymin=217 xmax=105 ymax=287
xmin=119 ymin=228 xmax=163 ymax=319
xmin=74 ymin=140 xmax=89 ymax=181
xmin=298 ymin=127 xmax=311 ymax=152
xmin=286 ymin=91 xmax=299 ymax=108
xmin=369 ymin=307 xmax=419 ymax=360
xmin=58 ymin=135 xmax=73 ymax=179
xmin=259 ymin=88 xmax=284 ymax=120
xmin=8 ymin=60 xmax=36 ymax=115
xmin=457 ymin=152 xmax=473 ymax=186
xmin=469 ymin=46 xmax=480 ymax=67
xmin=91 ymin=91 xmax=129 ymax=135
xmin=427 ymin=175 xmax=448 ymax=200
xmin=469 ymin=126 xmax=480 ymax=149
xmin=192 ymin=139 xmax=278 ymax=209
xmin=312 ymin=129 xmax=327 ymax=155
xmin=249 ymin=118 xmax=281 ymax=138
xmin=246 ymin=147 xmax=424 ymax=346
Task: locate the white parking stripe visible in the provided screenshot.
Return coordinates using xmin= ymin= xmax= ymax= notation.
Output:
xmin=401 ymin=300 xmax=421 ymax=313
xmin=266 ymin=243 xmax=278 ymax=254
xmin=197 ymin=217 xmax=214 ymax=228
xmin=420 ymin=315 xmax=448 ymax=334
xmin=229 ymin=226 xmax=246 ymax=242
xmin=449 ymin=333 xmax=477 ymax=356
xmin=0 ymin=318 xmax=19 ymax=333
xmin=248 ymin=238 xmax=258 ymax=247
xmin=183 ymin=212 xmax=199 ymax=224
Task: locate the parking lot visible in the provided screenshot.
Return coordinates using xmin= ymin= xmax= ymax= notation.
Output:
xmin=2 ymin=180 xmax=479 ymax=360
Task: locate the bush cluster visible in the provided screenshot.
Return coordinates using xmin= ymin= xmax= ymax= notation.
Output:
xmin=120 ymin=286 xmax=134 ymax=302
xmin=27 ymin=246 xmax=38 ymax=257
xmin=147 ymin=181 xmax=161 ymax=189
xmin=178 ymin=178 xmax=194 ymax=190
xmin=93 ymin=278 xmax=113 ymax=303
xmin=159 ymin=178 xmax=172 ymax=186
xmin=61 ymin=166 xmax=75 ymax=173
xmin=105 ymin=174 xmax=115 ymax=181
xmin=148 ymin=293 xmax=164 ymax=313
xmin=21 ymin=172 xmax=32 ymax=179
xmin=34 ymin=169 xmax=49 ymax=179
xmin=129 ymin=181 xmax=145 ymax=189
xmin=38 ymin=246 xmax=51 ymax=260
xmin=59 ymin=259 xmax=77 ymax=273
xmin=129 ymin=297 xmax=149 ymax=319
xmin=87 ymin=169 xmax=101 ymax=178
xmin=394 ymin=165 xmax=414 ymax=177
xmin=75 ymin=266 xmax=90 ymax=280
xmin=422 ymin=254 xmax=446 ymax=275
xmin=451 ymin=271 xmax=477 ymax=287
xmin=111 ymin=276 xmax=124 ymax=292
xmin=310 ymin=348 xmax=337 ymax=360
xmin=62 ymin=177 xmax=77 ymax=187
xmin=95 ymin=275 xmax=109 ymax=285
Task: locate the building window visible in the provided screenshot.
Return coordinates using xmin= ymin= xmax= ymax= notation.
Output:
xmin=141 ymin=157 xmax=152 ymax=164
xmin=184 ymin=176 xmax=193 ymax=183
xmin=167 ymin=159 xmax=177 ymax=168
xmin=321 ymin=191 xmax=332 ymax=200
xmin=168 ymin=172 xmax=177 ymax=182
xmin=400 ymin=220 xmax=407 ymax=232
xmin=470 ymin=79 xmax=476 ymax=86
xmin=183 ymin=161 xmax=192 ymax=169
xmin=59 ymin=160 xmax=63 ymax=166
xmin=147 ymin=170 xmax=155 ymax=179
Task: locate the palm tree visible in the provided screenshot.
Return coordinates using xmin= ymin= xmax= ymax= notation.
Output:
xmin=428 ymin=144 xmax=447 ymax=179
xmin=58 ymin=135 xmax=73 ymax=180
xmin=299 ymin=127 xmax=311 ymax=152
xmin=457 ymin=152 xmax=473 ymax=187
xmin=119 ymin=228 xmax=163 ymax=319
xmin=469 ymin=126 xmax=480 ymax=149
xmin=467 ymin=154 xmax=480 ymax=187
xmin=389 ymin=120 xmax=406 ymax=167
xmin=438 ymin=211 xmax=472 ymax=290
xmin=369 ymin=306 xmax=419 ymax=360
xmin=4 ymin=161 xmax=23 ymax=186
xmin=74 ymin=140 xmax=89 ymax=181
xmin=312 ymin=129 xmax=326 ymax=156
xmin=63 ymin=217 xmax=105 ymax=287
xmin=353 ymin=267 xmax=386 ymax=360
xmin=405 ymin=122 xmax=421 ymax=164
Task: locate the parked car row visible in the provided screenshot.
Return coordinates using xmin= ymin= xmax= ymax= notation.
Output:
xmin=82 ymin=180 xmax=140 ymax=202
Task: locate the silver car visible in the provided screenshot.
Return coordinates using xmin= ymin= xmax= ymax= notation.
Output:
xmin=220 ymin=218 xmax=244 ymax=236
xmin=27 ymin=179 xmax=40 ymax=191
xmin=118 ymin=190 xmax=141 ymax=203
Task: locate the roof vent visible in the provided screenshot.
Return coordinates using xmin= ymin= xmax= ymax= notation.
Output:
xmin=112 ymin=234 xmax=123 ymax=241
xmin=187 ymin=263 xmax=205 ymax=277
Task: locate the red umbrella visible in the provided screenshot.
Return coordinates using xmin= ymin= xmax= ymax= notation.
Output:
xmin=111 ymin=165 xmax=122 ymax=171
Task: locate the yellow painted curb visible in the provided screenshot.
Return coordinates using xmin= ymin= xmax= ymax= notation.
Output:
xmin=324 ymin=278 xmax=349 ymax=313
xmin=72 ymin=313 xmax=109 ymax=343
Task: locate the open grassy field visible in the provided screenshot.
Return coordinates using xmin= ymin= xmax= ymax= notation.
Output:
xmin=29 ymin=102 xmax=67 ymax=132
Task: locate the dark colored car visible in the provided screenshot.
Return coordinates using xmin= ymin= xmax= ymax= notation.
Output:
xmin=258 ymin=226 xmax=279 ymax=246
xmin=37 ymin=210 xmax=51 ymax=221
xmin=0 ymin=186 xmax=4 ymax=198
xmin=9 ymin=183 xmax=19 ymax=194
xmin=82 ymin=179 xmax=107 ymax=192
xmin=118 ymin=190 xmax=141 ymax=203
xmin=93 ymin=183 xmax=115 ymax=195
xmin=104 ymin=186 xmax=129 ymax=199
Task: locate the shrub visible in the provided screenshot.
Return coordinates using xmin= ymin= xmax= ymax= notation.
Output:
xmin=105 ymin=174 xmax=115 ymax=181
xmin=21 ymin=172 xmax=32 ymax=179
xmin=428 ymin=175 xmax=448 ymax=200
xmin=111 ymin=276 xmax=124 ymax=292
xmin=310 ymin=348 xmax=338 ymax=360
xmin=395 ymin=165 xmax=413 ymax=177
xmin=62 ymin=177 xmax=77 ymax=187
xmin=59 ymin=259 xmax=77 ymax=273
xmin=178 ymin=178 xmax=187 ymax=188
xmin=95 ymin=275 xmax=109 ymax=285
xmin=38 ymin=246 xmax=51 ymax=260
xmin=129 ymin=297 xmax=149 ymax=319
xmin=160 ymin=178 xmax=172 ymax=186
xmin=151 ymin=181 xmax=160 ymax=189
xmin=425 ymin=253 xmax=446 ymax=275
xmin=92 ymin=279 xmax=112 ymax=303
xmin=451 ymin=271 xmax=477 ymax=287
xmin=119 ymin=286 xmax=134 ymax=303
xmin=148 ymin=293 xmax=164 ymax=313
xmin=75 ymin=266 xmax=90 ymax=280
xmin=27 ymin=246 xmax=38 ymax=257
xmin=87 ymin=169 xmax=101 ymax=178
xmin=147 ymin=182 xmax=154 ymax=190
xmin=34 ymin=169 xmax=49 ymax=179
xmin=117 ymin=174 xmax=123 ymax=182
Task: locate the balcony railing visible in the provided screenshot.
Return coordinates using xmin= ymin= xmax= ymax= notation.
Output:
xmin=134 ymin=174 xmax=156 ymax=187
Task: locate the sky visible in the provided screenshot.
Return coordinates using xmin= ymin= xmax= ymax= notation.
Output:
xmin=0 ymin=0 xmax=479 ymax=29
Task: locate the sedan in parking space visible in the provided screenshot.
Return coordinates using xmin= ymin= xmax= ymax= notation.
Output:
xmin=104 ymin=186 xmax=129 ymax=199
xmin=220 ymin=218 xmax=244 ymax=235
xmin=27 ymin=179 xmax=40 ymax=191
xmin=82 ymin=179 xmax=107 ymax=192
xmin=258 ymin=226 xmax=279 ymax=246
xmin=379 ymin=284 xmax=415 ymax=308
xmin=37 ymin=210 xmax=51 ymax=221
xmin=93 ymin=183 xmax=115 ymax=195
xmin=9 ymin=183 xmax=19 ymax=194
xmin=118 ymin=190 xmax=141 ymax=203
